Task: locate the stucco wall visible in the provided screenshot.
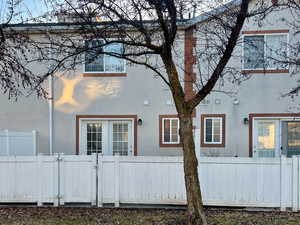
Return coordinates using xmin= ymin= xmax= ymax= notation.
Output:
xmin=194 ymin=2 xmax=300 ymax=157
xmin=1 ymin=2 xmax=299 ymax=157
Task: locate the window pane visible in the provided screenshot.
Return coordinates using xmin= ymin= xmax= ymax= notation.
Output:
xmin=244 ymin=36 xmax=264 ymax=69
xmin=171 ymin=119 xmax=178 ymax=143
xmin=85 ymin=40 xmax=104 ymax=72
xmin=257 ymin=121 xmax=275 ymax=149
xmin=205 ymin=119 xmax=212 ymax=143
xmin=86 ymin=122 xmax=102 ymax=155
xmin=265 ymin=35 xmax=287 ymax=69
xmin=288 ymin=122 xmax=300 ymax=147
xmin=104 ymin=43 xmax=125 ymax=72
xmin=164 ymin=119 xmax=171 ymax=143
xmin=213 ymin=119 xmax=221 ymax=143
xmin=112 ymin=123 xmax=129 ymax=156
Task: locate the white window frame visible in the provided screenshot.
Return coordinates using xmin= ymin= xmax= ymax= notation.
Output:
xmin=204 ymin=117 xmax=223 ymax=144
xmin=242 ymin=33 xmax=289 ymax=70
xmin=162 ymin=118 xmax=180 ymax=144
xmin=79 ymin=118 xmax=134 ymax=155
xmin=83 ymin=40 xmax=126 ymax=73
xmin=252 ymin=116 xmax=300 ymax=158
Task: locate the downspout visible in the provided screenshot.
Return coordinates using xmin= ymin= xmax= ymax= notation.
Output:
xmin=49 ymin=73 xmax=53 ymax=155
xmin=48 ymin=31 xmax=53 ymax=155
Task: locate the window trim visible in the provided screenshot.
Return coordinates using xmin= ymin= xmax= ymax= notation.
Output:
xmin=83 ymin=40 xmax=126 ymax=76
xmin=159 ymin=115 xmax=182 ymax=147
xmin=203 ymin=117 xmax=222 ymax=145
xmin=201 ymin=114 xmax=225 ymax=148
xmin=249 ymin=113 xmax=300 ymax=157
xmin=76 ymin=115 xmax=137 ymax=155
xmin=241 ymin=30 xmax=289 ymax=73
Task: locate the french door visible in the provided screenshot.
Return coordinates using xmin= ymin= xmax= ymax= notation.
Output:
xmin=253 ymin=119 xmax=300 ymax=158
xmin=80 ymin=120 xmax=133 ymax=156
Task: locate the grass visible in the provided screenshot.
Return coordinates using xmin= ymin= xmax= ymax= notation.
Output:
xmin=0 ymin=207 xmax=299 ymax=225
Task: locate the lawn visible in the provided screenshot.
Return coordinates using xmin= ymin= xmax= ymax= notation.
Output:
xmin=0 ymin=207 xmax=299 ymax=225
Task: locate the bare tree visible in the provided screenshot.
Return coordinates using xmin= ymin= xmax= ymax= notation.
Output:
xmin=0 ymin=0 xmax=48 ymax=98
xmin=1 ymin=0 xmax=288 ymax=224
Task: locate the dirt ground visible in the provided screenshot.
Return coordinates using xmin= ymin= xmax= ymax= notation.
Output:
xmin=0 ymin=207 xmax=299 ymax=225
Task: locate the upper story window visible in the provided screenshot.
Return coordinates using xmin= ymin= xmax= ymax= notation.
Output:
xmin=243 ymin=33 xmax=288 ymax=71
xmin=201 ymin=114 xmax=225 ymax=147
xmin=84 ymin=40 xmax=125 ymax=73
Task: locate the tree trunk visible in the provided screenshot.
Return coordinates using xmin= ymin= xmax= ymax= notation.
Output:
xmin=179 ymin=112 xmax=207 ymax=225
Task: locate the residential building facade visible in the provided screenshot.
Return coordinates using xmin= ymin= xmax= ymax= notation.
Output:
xmin=1 ymin=0 xmax=299 ymax=158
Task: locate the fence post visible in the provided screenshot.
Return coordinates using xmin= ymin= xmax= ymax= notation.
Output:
xmin=114 ymin=154 xmax=120 ymax=207
xmin=97 ymin=154 xmax=103 ymax=207
xmin=59 ymin=153 xmax=65 ymax=206
xmin=298 ymin=156 xmax=300 ymax=212
xmin=280 ymin=156 xmax=288 ymax=211
xmin=32 ymin=130 xmax=37 ymax=155
xmin=292 ymin=156 xmax=299 ymax=212
xmin=91 ymin=153 xmax=97 ymax=206
xmin=37 ymin=153 xmax=43 ymax=206
xmin=53 ymin=153 xmax=59 ymax=206
xmin=5 ymin=130 xmax=9 ymax=156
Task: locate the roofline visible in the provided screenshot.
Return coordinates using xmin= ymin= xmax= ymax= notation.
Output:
xmin=4 ymin=19 xmax=189 ymax=32
xmin=3 ymin=0 xmax=242 ymax=32
xmin=185 ymin=0 xmax=242 ymax=28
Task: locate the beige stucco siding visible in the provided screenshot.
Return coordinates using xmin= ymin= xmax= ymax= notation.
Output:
xmin=194 ymin=2 xmax=300 ymax=157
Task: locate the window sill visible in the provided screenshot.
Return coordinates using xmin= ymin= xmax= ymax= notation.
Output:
xmin=242 ymin=69 xmax=289 ymax=74
xmin=201 ymin=143 xmax=225 ymax=148
xmin=82 ymin=73 xmax=127 ymax=77
xmin=160 ymin=143 xmax=182 ymax=148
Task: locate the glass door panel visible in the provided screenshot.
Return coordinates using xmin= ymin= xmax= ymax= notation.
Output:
xmin=282 ymin=121 xmax=300 ymax=157
xmin=254 ymin=120 xmax=278 ymax=158
xmin=86 ymin=123 xmax=103 ymax=155
xmin=111 ymin=122 xmax=131 ymax=156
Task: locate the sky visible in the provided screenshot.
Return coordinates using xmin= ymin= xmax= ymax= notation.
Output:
xmin=0 ymin=0 xmax=51 ymax=23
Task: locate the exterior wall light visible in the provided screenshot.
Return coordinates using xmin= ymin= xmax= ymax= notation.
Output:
xmin=243 ymin=118 xmax=249 ymax=125
xmin=138 ymin=119 xmax=143 ymax=126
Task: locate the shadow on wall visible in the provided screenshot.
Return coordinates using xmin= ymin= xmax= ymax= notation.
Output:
xmin=54 ymin=72 xmax=122 ymax=114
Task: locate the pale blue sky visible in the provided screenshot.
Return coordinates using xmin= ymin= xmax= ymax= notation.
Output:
xmin=0 ymin=0 xmax=51 ymax=23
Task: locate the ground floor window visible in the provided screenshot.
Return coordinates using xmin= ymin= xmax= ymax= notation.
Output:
xmin=251 ymin=114 xmax=300 ymax=158
xmin=78 ymin=118 xmax=134 ymax=156
xmin=201 ymin=114 xmax=226 ymax=147
xmin=159 ymin=115 xmax=181 ymax=147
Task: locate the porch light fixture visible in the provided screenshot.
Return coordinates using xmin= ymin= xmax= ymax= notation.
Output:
xmin=138 ymin=119 xmax=143 ymax=126
xmin=243 ymin=117 xmax=249 ymax=125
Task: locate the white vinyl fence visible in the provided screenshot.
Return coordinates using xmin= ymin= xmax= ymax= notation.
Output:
xmin=0 ymin=154 xmax=299 ymax=211
xmin=0 ymin=130 xmax=37 ymax=156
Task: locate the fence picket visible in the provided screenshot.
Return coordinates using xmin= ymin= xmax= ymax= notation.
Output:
xmin=91 ymin=154 xmax=97 ymax=206
xmin=59 ymin=153 xmax=65 ymax=206
xmin=292 ymin=156 xmax=299 ymax=212
xmin=97 ymin=154 xmax=103 ymax=207
xmin=37 ymin=154 xmax=43 ymax=206
xmin=114 ymin=154 xmax=120 ymax=207
xmin=53 ymin=154 xmax=59 ymax=207
xmin=298 ymin=156 xmax=300 ymax=211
